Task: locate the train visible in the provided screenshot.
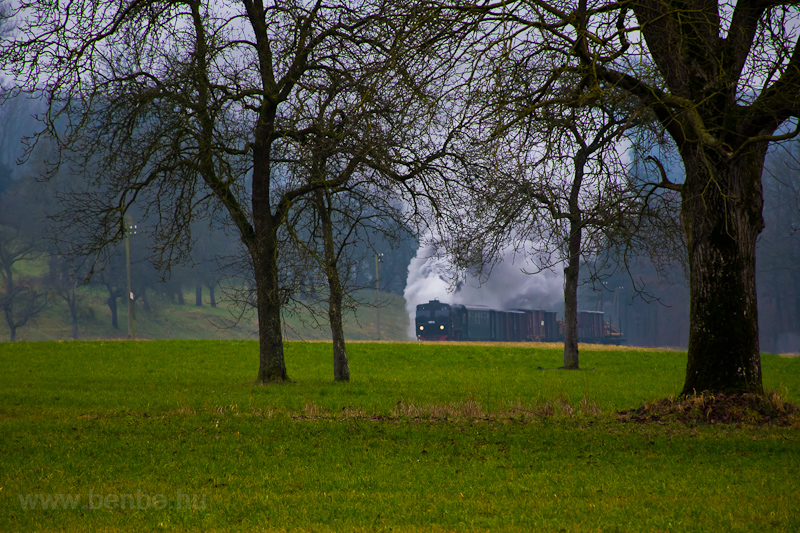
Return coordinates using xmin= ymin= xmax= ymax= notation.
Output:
xmin=415 ymin=299 xmax=624 ymax=344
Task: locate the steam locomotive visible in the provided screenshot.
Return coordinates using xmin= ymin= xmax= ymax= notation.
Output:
xmin=415 ymin=299 xmax=623 ymax=344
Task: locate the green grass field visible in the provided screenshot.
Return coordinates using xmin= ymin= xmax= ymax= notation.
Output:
xmin=1 ymin=341 xmax=799 ymax=532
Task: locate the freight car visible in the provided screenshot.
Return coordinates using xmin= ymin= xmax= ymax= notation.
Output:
xmin=415 ymin=300 xmax=623 ymax=344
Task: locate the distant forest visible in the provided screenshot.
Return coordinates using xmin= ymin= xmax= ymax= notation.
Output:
xmin=0 ymin=94 xmax=417 ymax=341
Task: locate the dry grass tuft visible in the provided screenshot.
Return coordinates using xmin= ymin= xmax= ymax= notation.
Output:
xmin=303 ymin=402 xmax=323 ymax=418
xmin=617 ymin=389 xmax=800 ymax=427
xmin=171 ymin=407 xmax=198 ymax=415
xmin=387 ymin=395 xmax=602 ymax=421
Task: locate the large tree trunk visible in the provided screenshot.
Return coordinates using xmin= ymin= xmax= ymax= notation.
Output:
xmin=680 ymin=145 xmax=765 ymax=395
xmin=562 ymin=220 xmax=581 ymax=370
xmin=315 ymin=190 xmax=350 ymax=382
xmin=253 ymin=246 xmax=288 ymax=384
xmin=251 ymin=130 xmax=289 ymax=384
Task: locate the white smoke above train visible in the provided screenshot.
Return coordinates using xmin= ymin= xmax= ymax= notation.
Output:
xmin=403 ymin=240 xmax=563 ymax=339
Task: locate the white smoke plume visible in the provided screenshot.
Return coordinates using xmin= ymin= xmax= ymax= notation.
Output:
xmin=403 ymin=240 xmax=564 ymax=338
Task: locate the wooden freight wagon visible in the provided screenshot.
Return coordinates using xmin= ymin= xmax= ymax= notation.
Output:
xmin=516 ymin=309 xmax=559 ymax=342
xmin=577 ymin=311 xmax=605 ymax=343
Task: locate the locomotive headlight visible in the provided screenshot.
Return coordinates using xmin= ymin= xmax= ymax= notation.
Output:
xmin=419 ymin=326 xmax=424 ymax=331
xmin=440 ymin=325 xmax=445 ymax=330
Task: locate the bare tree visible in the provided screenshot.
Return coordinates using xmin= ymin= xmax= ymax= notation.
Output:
xmin=428 ymin=32 xmax=683 ymax=366
xmin=519 ymin=103 xmax=645 ymax=370
xmin=1 ymin=1 xmax=451 ymax=382
xmin=303 ymin=184 xmax=408 ymax=380
xmin=91 ymin=253 xmax=125 ymax=330
xmin=446 ymin=0 xmax=800 ymax=394
xmin=190 ymin=222 xmax=234 ymax=308
xmin=0 ymin=225 xmax=48 ymax=341
xmin=0 ymin=183 xmax=49 ymax=341
xmin=272 ymin=60 xmax=425 ymax=380
xmin=49 ymin=254 xmax=87 ymax=340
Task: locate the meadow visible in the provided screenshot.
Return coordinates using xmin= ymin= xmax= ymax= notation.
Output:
xmin=1 ymin=340 xmax=799 ymax=532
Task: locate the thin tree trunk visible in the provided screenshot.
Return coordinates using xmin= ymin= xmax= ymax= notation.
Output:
xmin=563 ymin=220 xmax=581 ymax=370
xmin=141 ymin=289 xmax=151 ymax=312
xmin=680 ymin=146 xmax=765 ymax=395
xmin=315 ymin=189 xmax=350 ymax=382
xmin=107 ymin=295 xmax=119 ymax=329
xmin=3 ymin=267 xmax=14 ymax=341
xmin=70 ymin=283 xmax=78 ymax=340
xmin=207 ymin=282 xmax=216 ymax=307
xmin=3 ymin=295 xmax=15 ymax=342
xmin=195 ymin=280 xmax=203 ymax=306
xmin=563 ymin=151 xmax=586 ymax=370
xmin=48 ymin=254 xmax=59 ymax=286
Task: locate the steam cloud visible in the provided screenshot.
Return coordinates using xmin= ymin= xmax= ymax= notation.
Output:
xmin=403 ymin=241 xmax=564 ymax=338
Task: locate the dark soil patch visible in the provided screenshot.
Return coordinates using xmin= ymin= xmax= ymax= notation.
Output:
xmin=617 ymin=391 xmax=800 ymax=427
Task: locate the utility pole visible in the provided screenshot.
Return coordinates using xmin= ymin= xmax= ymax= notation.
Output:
xmin=375 ymin=252 xmax=383 ymax=340
xmin=125 ymin=216 xmax=137 ymax=339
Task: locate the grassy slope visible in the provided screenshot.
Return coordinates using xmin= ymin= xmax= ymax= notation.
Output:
xmin=1 ymin=341 xmax=799 ymax=532
xmin=1 ymin=286 xmax=410 ymax=342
